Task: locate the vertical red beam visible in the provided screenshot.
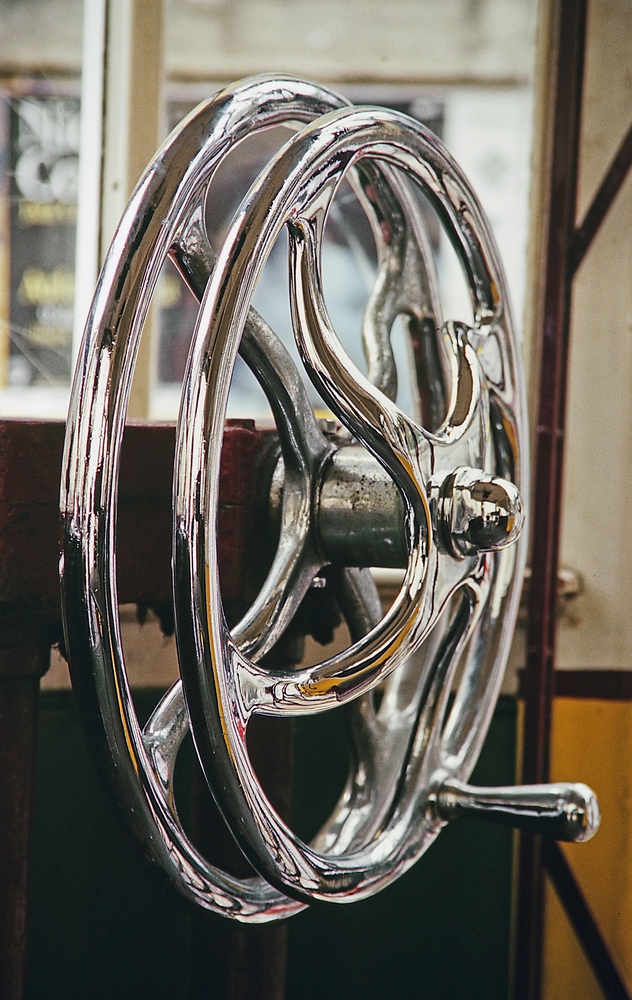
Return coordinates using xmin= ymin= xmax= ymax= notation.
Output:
xmin=513 ymin=2 xmax=588 ymax=997
xmin=0 ymin=644 xmax=49 ymax=1000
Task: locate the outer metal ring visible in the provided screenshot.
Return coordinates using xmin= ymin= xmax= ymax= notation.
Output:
xmin=60 ymin=76 xmax=471 ymax=919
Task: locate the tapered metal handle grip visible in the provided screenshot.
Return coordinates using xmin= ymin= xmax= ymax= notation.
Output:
xmin=436 ymin=778 xmax=600 ymax=843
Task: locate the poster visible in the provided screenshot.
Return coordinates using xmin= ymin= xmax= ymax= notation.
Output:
xmin=6 ymin=88 xmax=79 ymax=387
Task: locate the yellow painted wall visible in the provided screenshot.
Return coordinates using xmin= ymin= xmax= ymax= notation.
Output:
xmin=542 ymin=698 xmax=632 ymax=998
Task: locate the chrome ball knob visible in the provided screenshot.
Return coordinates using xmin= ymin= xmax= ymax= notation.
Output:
xmin=433 ymin=467 xmax=525 ymax=558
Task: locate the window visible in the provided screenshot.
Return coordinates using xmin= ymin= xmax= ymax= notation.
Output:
xmin=0 ymin=0 xmax=537 ymax=419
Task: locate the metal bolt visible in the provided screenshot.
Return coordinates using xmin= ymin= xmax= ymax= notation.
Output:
xmin=434 ymin=467 xmax=524 ymax=558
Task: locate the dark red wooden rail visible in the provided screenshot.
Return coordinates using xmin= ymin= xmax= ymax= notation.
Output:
xmin=0 ymin=417 xmax=281 ymax=1000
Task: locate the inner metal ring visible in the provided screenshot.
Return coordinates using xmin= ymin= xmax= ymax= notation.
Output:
xmin=174 ymin=103 xmax=527 ymax=902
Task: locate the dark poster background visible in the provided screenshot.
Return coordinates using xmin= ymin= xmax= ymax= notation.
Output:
xmin=7 ymin=87 xmax=79 ymax=386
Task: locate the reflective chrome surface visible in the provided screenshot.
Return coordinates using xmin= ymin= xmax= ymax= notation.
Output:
xmin=435 ymin=778 xmax=600 ymax=843
xmin=60 ymin=75 xmax=599 ymax=921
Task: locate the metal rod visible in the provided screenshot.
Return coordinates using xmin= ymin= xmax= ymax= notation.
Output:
xmin=437 ymin=778 xmax=599 ymax=843
xmin=542 ymin=840 xmax=632 ymax=1000
xmin=569 ymin=121 xmax=632 ymax=275
xmin=519 ymin=669 xmax=632 ymax=701
xmin=514 ymin=1 xmax=587 ymax=997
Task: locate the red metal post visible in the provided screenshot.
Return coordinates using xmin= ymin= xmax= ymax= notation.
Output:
xmin=514 ymin=2 xmax=587 ymax=996
xmin=515 ymin=3 xmax=632 ymax=996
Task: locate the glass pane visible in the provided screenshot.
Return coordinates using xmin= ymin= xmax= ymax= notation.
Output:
xmin=0 ymin=0 xmax=537 ymax=425
xmin=0 ymin=0 xmax=81 ymax=416
xmin=154 ymin=0 xmax=537 ymax=418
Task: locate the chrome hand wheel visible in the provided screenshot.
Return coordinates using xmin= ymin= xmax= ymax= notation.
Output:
xmin=60 ymin=75 xmax=599 ymax=922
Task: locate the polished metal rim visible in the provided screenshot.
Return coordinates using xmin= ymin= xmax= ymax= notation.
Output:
xmin=60 ymin=75 xmax=598 ymax=923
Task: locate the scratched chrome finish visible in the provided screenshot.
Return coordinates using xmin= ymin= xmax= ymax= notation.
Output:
xmin=60 ymin=75 xmax=445 ymax=920
xmin=175 ymin=105 xmax=531 ymax=904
